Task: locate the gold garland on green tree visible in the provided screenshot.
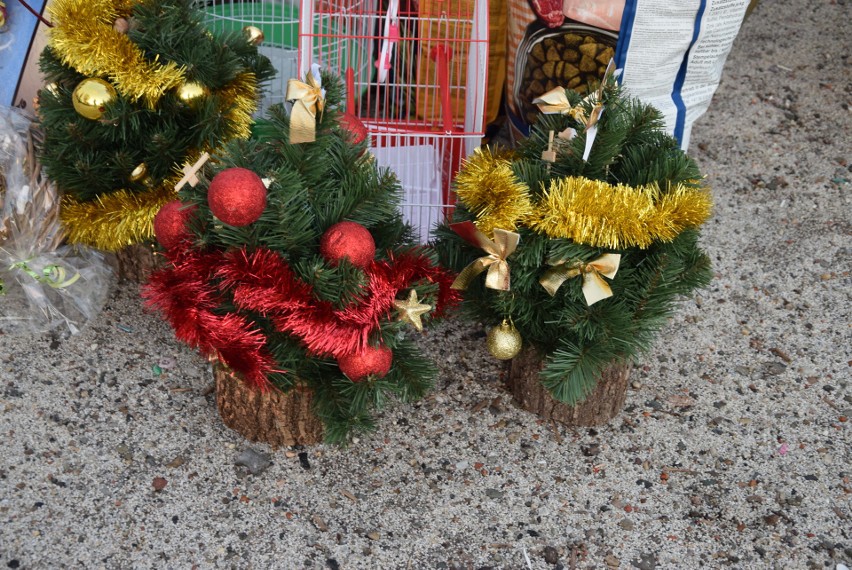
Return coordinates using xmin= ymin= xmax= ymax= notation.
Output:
xmin=526 ymin=176 xmax=713 ymax=249
xmin=454 ymin=148 xmax=532 ymax=236
xmin=48 ymin=0 xmax=185 ymax=107
xmin=60 ymin=183 xmax=176 ymax=250
xmin=457 ymin=152 xmax=712 ymax=249
xmin=48 ymin=0 xmax=259 ymax=134
xmin=217 ymin=72 xmax=261 ymax=141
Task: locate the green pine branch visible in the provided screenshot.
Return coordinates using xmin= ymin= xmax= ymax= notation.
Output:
xmin=291 ymin=257 xmax=369 ymax=309
xmin=540 ymin=339 xmax=616 ymax=405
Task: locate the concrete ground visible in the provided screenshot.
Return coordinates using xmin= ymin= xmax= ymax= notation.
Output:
xmin=1 ymin=0 xmax=850 ymax=568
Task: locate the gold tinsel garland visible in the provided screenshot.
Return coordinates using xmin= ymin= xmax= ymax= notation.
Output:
xmin=454 ymin=148 xmax=532 ymax=236
xmin=48 ymin=0 xmax=259 ymax=136
xmin=60 ymin=183 xmax=176 ymax=251
xmin=48 ymin=0 xmax=185 ymax=107
xmin=526 ymin=177 xmax=713 ymax=249
xmin=218 ymin=72 xmax=260 ymax=140
xmin=454 ymin=151 xmax=712 ymax=249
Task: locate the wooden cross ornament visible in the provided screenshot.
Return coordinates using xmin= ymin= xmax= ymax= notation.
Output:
xmin=175 ymin=152 xmax=210 ymax=191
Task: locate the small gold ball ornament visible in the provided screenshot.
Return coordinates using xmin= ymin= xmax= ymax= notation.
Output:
xmin=242 ymin=25 xmax=264 ymax=46
xmin=177 ymin=81 xmax=208 ymax=106
xmin=72 ymin=78 xmax=116 ymax=120
xmin=130 ymin=163 xmax=148 ymax=182
xmin=486 ymin=320 xmax=522 ymax=360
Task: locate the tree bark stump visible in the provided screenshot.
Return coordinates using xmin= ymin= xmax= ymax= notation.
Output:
xmin=507 ymin=345 xmax=631 ymax=426
xmin=107 ymin=243 xmax=162 ymax=282
xmin=214 ymin=365 xmax=324 ymax=447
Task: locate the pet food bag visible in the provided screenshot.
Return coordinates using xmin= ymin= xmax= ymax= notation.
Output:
xmin=507 ymin=0 xmax=751 ymax=148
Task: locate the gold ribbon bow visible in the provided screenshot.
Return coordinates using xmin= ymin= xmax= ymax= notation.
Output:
xmin=531 ymin=88 xmax=584 ymax=119
xmin=450 ymin=221 xmax=520 ymax=291
xmin=539 ymin=253 xmax=620 ymax=305
xmin=532 ymin=87 xmax=598 ymax=156
xmin=532 ymin=60 xmax=620 ymax=160
xmin=286 ymin=68 xmax=324 ymax=144
xmin=534 ymin=60 xmax=618 ymax=124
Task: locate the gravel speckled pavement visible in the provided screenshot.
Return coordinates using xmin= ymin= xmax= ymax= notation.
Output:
xmin=1 ymin=1 xmax=850 ymax=568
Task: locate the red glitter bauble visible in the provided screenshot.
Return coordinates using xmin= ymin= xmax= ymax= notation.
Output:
xmin=154 ymin=200 xmax=196 ymax=250
xmin=337 ymin=345 xmax=393 ymax=382
xmin=207 ymin=167 xmax=267 ymax=227
xmin=339 ymin=112 xmax=368 ymax=145
xmin=319 ymin=221 xmax=376 ymax=268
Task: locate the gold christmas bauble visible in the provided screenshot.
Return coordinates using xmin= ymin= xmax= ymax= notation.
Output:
xmin=242 ymin=25 xmax=264 ymax=46
xmin=177 ymin=81 xmax=208 ymax=106
xmin=486 ymin=320 xmax=522 ymax=360
xmin=130 ymin=163 xmax=148 ymax=182
xmin=72 ymin=78 xmax=116 ymax=120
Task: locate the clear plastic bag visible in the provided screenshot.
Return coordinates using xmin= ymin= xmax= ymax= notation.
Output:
xmin=0 ymin=106 xmax=112 ymax=335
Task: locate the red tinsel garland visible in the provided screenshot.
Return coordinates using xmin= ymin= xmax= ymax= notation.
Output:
xmin=216 ymin=246 xmax=460 ymax=357
xmin=144 ymin=243 xmax=460 ymax=385
xmin=142 ymin=248 xmax=277 ymax=390
xmin=142 ymin=249 xmax=220 ymax=351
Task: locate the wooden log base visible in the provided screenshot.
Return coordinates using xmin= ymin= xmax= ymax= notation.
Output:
xmin=214 ymin=365 xmax=324 ymax=448
xmin=108 ymin=242 xmax=162 ymax=282
xmin=507 ymin=345 xmax=631 ymax=426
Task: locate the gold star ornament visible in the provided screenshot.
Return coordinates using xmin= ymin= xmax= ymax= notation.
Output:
xmin=393 ymin=290 xmax=432 ymax=332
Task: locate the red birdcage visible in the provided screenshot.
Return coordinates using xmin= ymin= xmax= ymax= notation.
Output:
xmin=298 ymin=0 xmax=488 ymax=242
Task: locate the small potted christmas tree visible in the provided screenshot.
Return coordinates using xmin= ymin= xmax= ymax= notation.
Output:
xmin=143 ymin=69 xmax=460 ymax=445
xmin=435 ymin=66 xmax=713 ymax=426
xmin=36 ymin=0 xmax=274 ymax=279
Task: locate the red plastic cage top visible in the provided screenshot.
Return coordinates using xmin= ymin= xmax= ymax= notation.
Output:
xmin=298 ymin=0 xmax=488 ymax=242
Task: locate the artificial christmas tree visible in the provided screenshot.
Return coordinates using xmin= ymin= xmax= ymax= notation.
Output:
xmin=143 ymin=70 xmax=460 ymax=445
xmin=35 ymin=0 xmax=274 ymax=277
xmin=435 ymin=66 xmax=713 ymax=426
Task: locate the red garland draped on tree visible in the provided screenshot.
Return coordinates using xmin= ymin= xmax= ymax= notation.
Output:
xmin=143 ymin=243 xmax=460 ymax=386
xmin=142 ymin=248 xmax=278 ymax=389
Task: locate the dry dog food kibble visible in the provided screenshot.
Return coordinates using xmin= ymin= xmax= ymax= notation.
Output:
xmin=516 ymin=27 xmax=616 ymax=125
